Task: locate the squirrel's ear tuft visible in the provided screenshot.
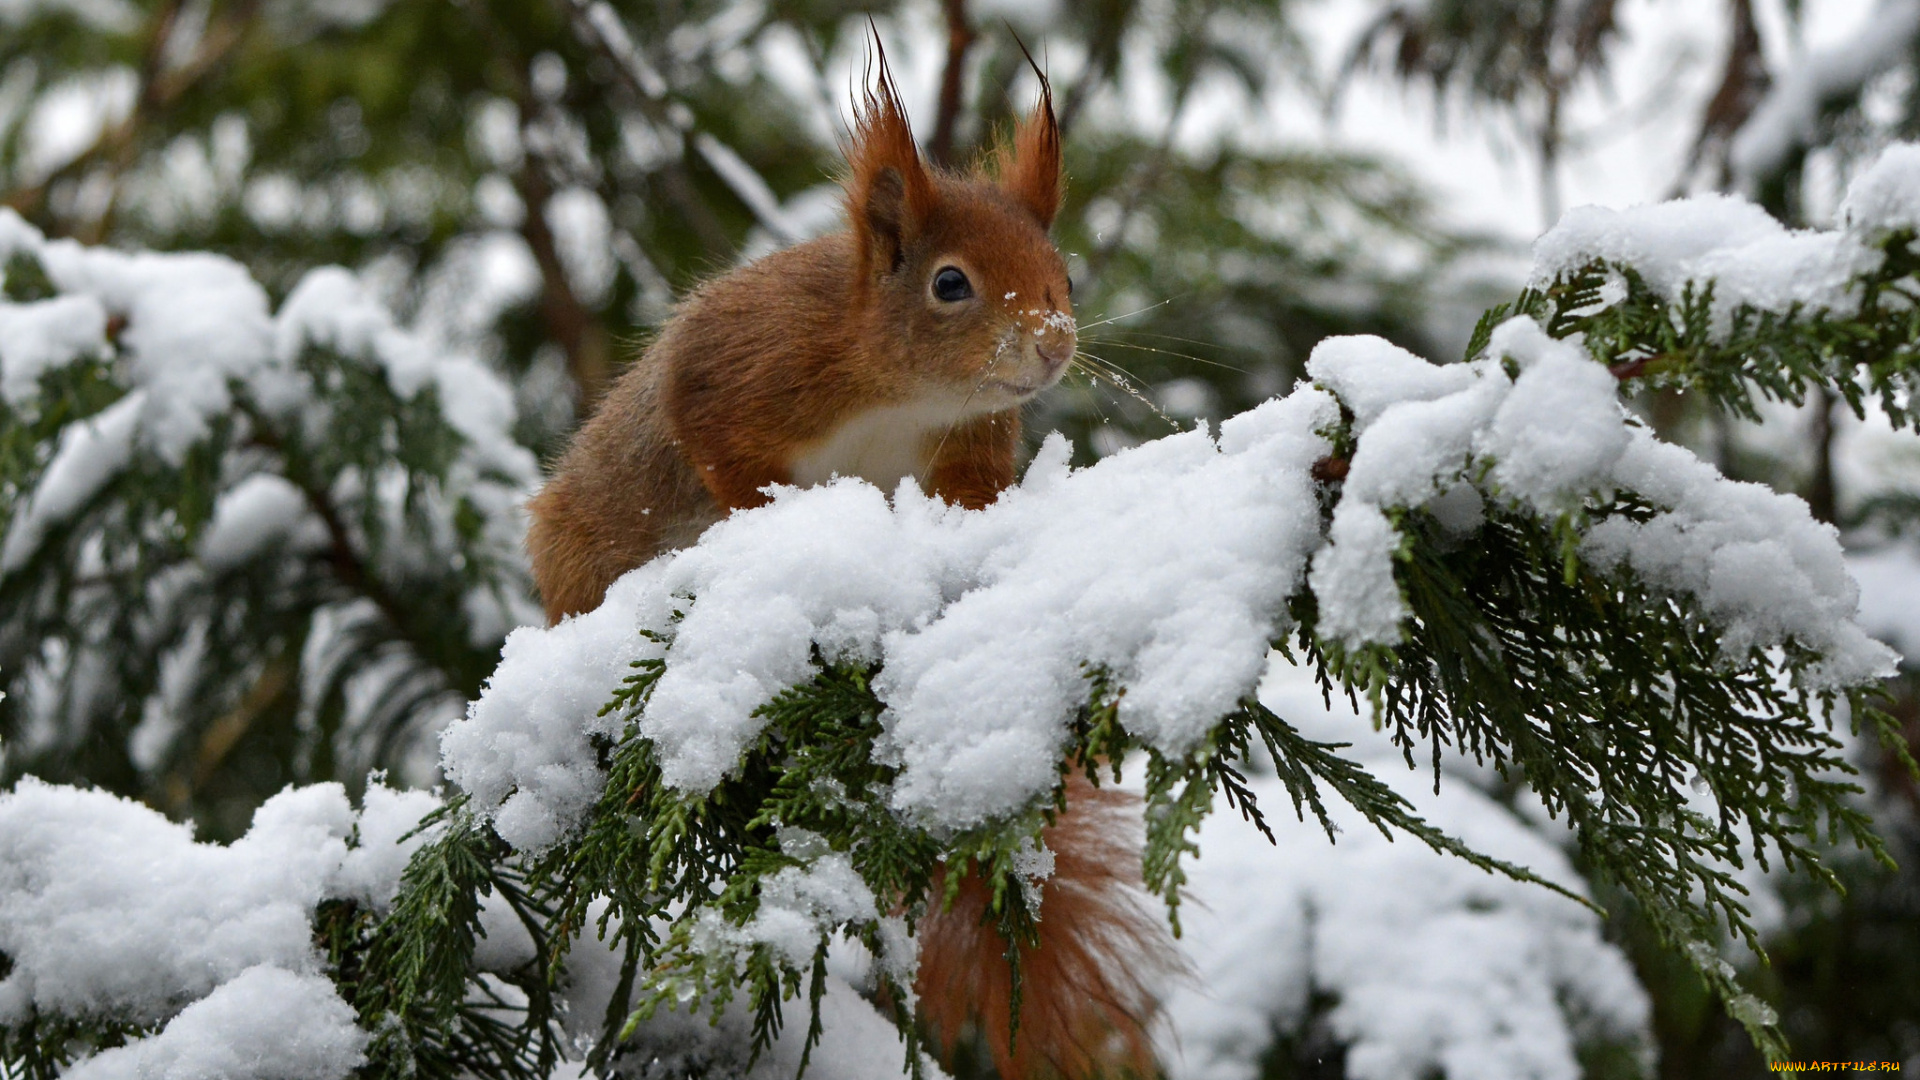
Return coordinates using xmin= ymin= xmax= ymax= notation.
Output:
xmin=845 ymin=35 xmax=933 ymax=278
xmin=995 ymin=57 xmax=1062 ymax=229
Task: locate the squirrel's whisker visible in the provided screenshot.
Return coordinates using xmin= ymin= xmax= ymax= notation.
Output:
xmin=1072 ymin=352 xmax=1177 ymax=428
xmin=1079 ymin=335 xmax=1248 ymax=374
xmin=1075 ymin=297 xmax=1175 ymax=331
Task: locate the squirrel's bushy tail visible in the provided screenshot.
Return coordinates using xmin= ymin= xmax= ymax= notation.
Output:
xmin=915 ymin=777 xmax=1179 ymax=1079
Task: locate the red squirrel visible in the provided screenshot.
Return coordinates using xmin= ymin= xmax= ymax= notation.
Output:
xmin=526 ymin=54 xmax=1173 ymax=1079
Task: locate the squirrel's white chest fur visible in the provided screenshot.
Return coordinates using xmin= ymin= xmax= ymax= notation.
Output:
xmin=788 ymin=393 xmax=977 ymax=493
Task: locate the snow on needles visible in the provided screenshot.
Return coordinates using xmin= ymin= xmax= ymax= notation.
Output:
xmin=453 ymin=307 xmax=1888 ymax=849
xmin=1533 ymin=141 xmax=1920 ymax=327
xmin=450 ymin=388 xmax=1338 ymax=842
xmin=0 ymin=210 xmax=537 ymax=621
xmin=1306 ymin=319 xmax=1892 ymax=682
xmin=0 ymin=779 xmax=439 ymax=1078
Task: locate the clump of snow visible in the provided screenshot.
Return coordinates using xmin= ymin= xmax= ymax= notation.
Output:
xmin=197 ymin=473 xmax=324 ymax=570
xmin=1305 ymin=322 xmax=1627 ymax=646
xmin=1533 ymin=141 xmax=1920 ymax=333
xmin=451 ymin=389 xmax=1336 ymax=837
xmin=63 ymin=966 xmax=367 ymax=1080
xmin=0 ymin=779 xmax=347 ymax=1024
xmin=330 ymin=782 xmax=443 ymax=912
xmin=1304 ymin=333 xmax=1478 ymax=429
xmin=0 ymin=776 xmax=432 ymax=1070
xmin=1481 ymin=319 xmax=1630 ymax=512
xmin=0 ymin=293 xmax=108 ymax=405
xmin=694 ymin=848 xmax=879 ymax=968
xmin=1160 ymin=660 xmax=1653 ymax=1080
xmin=441 ymin=565 xmax=673 ymax=851
xmin=1299 ymin=319 xmax=1892 ymax=687
xmin=1 ymin=390 xmax=143 ymax=573
xmin=1531 ymin=195 xmax=1879 ymax=326
xmin=1840 ymin=143 xmax=1920 ymax=234
xmin=1583 ymin=428 xmax=1897 ymax=687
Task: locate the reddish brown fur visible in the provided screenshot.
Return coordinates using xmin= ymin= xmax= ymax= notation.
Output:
xmin=917 ymin=776 xmax=1178 ymax=1080
xmin=525 ymin=46 xmax=1176 ymax=1079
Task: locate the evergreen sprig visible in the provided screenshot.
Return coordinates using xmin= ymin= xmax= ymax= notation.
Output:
xmin=0 ymin=248 xmax=526 ymax=839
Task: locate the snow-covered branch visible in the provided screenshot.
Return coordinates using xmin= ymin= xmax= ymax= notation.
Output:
xmin=0 ymin=210 xmax=538 ymax=816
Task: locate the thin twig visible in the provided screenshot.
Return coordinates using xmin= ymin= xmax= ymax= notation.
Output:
xmin=927 ymin=0 xmax=976 ymax=167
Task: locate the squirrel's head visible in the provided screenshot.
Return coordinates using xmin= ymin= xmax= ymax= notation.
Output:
xmin=843 ymin=46 xmax=1074 ymax=414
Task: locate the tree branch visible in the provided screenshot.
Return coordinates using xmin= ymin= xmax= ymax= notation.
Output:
xmin=519 ymin=158 xmax=614 ymax=406
xmin=550 ymin=0 xmax=737 ymax=260
xmin=927 ymin=0 xmax=976 ymax=168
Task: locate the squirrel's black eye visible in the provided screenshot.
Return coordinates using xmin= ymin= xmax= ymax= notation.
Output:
xmin=1066 ymin=274 xmax=1075 ymax=298
xmin=932 ymin=266 xmax=973 ymax=302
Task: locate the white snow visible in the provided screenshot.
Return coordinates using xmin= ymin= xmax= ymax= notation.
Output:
xmin=0 ymin=390 xmax=143 ymax=573
xmin=1161 ymin=661 xmax=1653 ymax=1080
xmin=197 ymin=473 xmax=323 ymax=570
xmin=1838 ymin=141 xmax=1920 ymax=233
xmin=330 ymin=782 xmax=443 ymax=913
xmin=1531 ymin=194 xmax=1879 ymax=326
xmin=0 ymin=293 xmax=108 ymax=406
xmin=452 ymin=388 xmax=1336 ymax=838
xmin=1583 ymin=427 xmax=1897 ymax=687
xmin=0 ymin=207 xmax=541 ymax=648
xmin=63 ymin=966 xmax=367 ymax=1080
xmin=1300 ymin=319 xmax=1894 ymax=685
xmin=0 ymin=777 xmax=430 ymax=1071
xmin=693 ymin=848 xmax=879 ymax=968
xmin=457 ymin=299 xmax=1894 ymax=855
xmin=1532 ymin=142 xmax=1920 ymax=332
xmin=0 ymin=773 xmax=929 ymax=1076
xmin=1307 ymin=323 xmax=1627 ymax=646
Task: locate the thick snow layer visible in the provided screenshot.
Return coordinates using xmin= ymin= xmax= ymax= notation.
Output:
xmin=0 ymin=779 xmax=348 ymax=1025
xmin=1583 ymin=428 xmax=1896 ymax=686
xmin=451 ymin=389 xmax=1337 ymax=841
xmin=1161 ymin=661 xmax=1652 ymax=1080
xmin=1729 ymin=0 xmax=1920 ymax=191
xmin=1303 ymin=323 xmax=1895 ymax=685
xmin=457 ymin=315 xmax=1893 ymax=849
xmin=0 ymin=293 xmax=108 ymax=405
xmin=0 ymin=208 xmax=542 ymax=700
xmin=0 ymin=777 xmax=430 ymax=1060
xmin=63 ymin=966 xmax=367 ymax=1080
xmin=1533 ymin=142 xmax=1920 ymax=329
xmin=1531 ymin=194 xmax=1879 ymax=325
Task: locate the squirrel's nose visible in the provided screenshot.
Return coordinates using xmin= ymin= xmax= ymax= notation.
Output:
xmin=1037 ymin=338 xmax=1074 ymax=370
